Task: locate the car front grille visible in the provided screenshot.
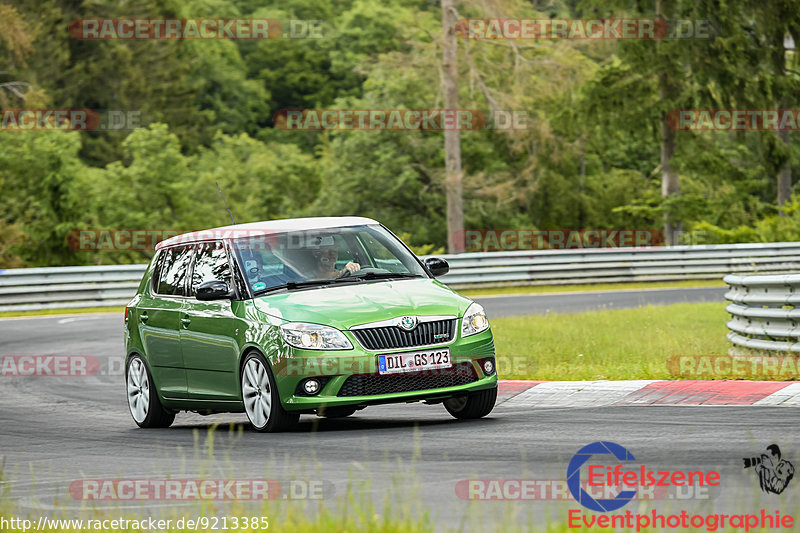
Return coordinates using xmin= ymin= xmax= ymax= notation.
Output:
xmin=351 ymin=319 xmax=457 ymax=350
xmin=336 ymin=362 xmax=477 ymax=397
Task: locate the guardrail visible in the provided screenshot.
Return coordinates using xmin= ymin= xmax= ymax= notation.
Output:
xmin=1 ymin=242 xmax=800 ymax=312
xmin=0 ymin=265 xmax=147 ymax=312
xmin=436 ymin=242 xmax=800 ymax=287
xmin=724 ymin=273 xmax=800 ymax=353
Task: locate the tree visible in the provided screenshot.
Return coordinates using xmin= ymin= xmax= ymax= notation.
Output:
xmin=741 ymin=0 xmax=799 ymax=211
xmin=442 ymin=0 xmax=464 ymax=253
xmin=0 ymin=3 xmax=39 ymax=107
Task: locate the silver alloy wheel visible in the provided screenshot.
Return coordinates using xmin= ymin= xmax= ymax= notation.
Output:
xmin=444 ymin=396 xmax=468 ymax=412
xmin=242 ymin=358 xmax=272 ymax=429
xmin=127 ymin=358 xmax=150 ymax=424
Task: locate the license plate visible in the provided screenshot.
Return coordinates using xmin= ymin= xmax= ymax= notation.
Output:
xmin=377 ymin=348 xmax=452 ymax=375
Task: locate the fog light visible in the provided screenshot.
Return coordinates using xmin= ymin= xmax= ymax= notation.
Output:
xmin=483 ymin=359 xmax=495 ymax=375
xmin=303 ymin=379 xmax=321 ymax=395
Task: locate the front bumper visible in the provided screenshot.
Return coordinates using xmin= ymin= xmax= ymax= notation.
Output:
xmin=269 ymin=329 xmax=496 ymax=411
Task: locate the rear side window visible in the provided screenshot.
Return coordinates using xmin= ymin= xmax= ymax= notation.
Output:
xmin=150 ymin=251 xmax=163 ymax=290
xmin=191 ymin=241 xmax=232 ymax=296
xmin=155 ymin=246 xmax=193 ymax=296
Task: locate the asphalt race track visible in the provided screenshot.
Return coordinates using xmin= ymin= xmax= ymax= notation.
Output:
xmin=478 ymin=286 xmax=727 ymax=318
xmin=2 ymin=287 xmax=798 ymax=529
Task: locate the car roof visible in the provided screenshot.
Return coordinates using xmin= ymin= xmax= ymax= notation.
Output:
xmin=155 ymin=216 xmax=379 ymax=250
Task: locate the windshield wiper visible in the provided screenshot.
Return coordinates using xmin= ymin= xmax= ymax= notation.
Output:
xmin=292 ymin=277 xmax=367 ymax=288
xmin=360 ymin=272 xmax=423 ymax=280
xmin=253 ymin=277 xmax=362 ymax=296
xmin=252 ymin=273 xmax=420 ymax=296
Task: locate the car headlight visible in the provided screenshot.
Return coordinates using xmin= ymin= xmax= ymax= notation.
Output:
xmin=280 ymin=322 xmax=353 ymax=350
xmin=461 ymin=302 xmax=490 ymax=337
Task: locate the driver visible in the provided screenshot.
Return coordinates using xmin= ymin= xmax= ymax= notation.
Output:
xmin=309 ymin=235 xmax=360 ymax=279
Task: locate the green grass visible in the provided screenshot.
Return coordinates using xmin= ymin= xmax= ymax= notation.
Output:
xmin=0 ymin=306 xmax=123 ymax=318
xmin=0 ymin=281 xmax=725 ymax=318
xmin=491 ymin=302 xmax=731 ymax=380
xmin=459 ymin=279 xmax=725 ymax=298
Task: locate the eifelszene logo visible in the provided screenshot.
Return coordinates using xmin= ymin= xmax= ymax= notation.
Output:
xmin=567 ymin=441 xmax=721 ymax=512
xmin=567 ymin=441 xmax=638 ymax=512
xmin=743 ymin=444 xmax=795 ymax=495
xmin=565 ymin=442 xmax=796 ymax=531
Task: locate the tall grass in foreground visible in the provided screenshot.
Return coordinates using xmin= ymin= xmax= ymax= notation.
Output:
xmin=0 ymin=430 xmax=793 ymax=533
xmin=0 ymin=494 xmax=788 ymax=532
xmin=491 ymin=302 xmax=731 ymax=380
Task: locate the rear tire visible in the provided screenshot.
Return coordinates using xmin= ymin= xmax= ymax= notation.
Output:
xmin=241 ymin=352 xmax=299 ymax=432
xmin=444 ymin=387 xmax=497 ymax=419
xmin=126 ymin=355 xmax=175 ymax=428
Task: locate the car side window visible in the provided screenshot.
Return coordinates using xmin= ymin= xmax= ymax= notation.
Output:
xmin=155 ymin=246 xmax=193 ymax=296
xmin=191 ymin=241 xmax=232 ymax=296
xmin=150 ymin=250 xmax=164 ymax=290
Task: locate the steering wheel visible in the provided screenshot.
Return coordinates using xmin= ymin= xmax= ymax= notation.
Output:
xmin=339 ymin=266 xmax=389 ymax=278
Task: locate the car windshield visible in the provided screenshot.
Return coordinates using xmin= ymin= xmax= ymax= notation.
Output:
xmin=230 ymin=224 xmax=428 ymax=294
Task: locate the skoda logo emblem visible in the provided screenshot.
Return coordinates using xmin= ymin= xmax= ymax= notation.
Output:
xmin=399 ymin=316 xmax=418 ymax=331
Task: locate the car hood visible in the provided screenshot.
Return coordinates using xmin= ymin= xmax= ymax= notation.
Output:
xmin=253 ymin=278 xmax=472 ymax=330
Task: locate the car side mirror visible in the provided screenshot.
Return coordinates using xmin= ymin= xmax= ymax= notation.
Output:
xmin=424 ymin=257 xmax=450 ymax=277
xmin=196 ymin=280 xmax=233 ymax=301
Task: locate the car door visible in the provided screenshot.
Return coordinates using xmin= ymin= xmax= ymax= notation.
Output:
xmin=138 ymin=245 xmax=192 ymax=399
xmin=181 ymin=240 xmax=243 ymax=401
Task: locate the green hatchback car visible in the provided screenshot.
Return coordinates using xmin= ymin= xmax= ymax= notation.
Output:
xmin=124 ymin=217 xmax=497 ymax=432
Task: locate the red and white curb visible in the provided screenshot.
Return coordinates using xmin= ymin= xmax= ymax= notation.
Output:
xmin=497 ymin=380 xmax=800 ymax=407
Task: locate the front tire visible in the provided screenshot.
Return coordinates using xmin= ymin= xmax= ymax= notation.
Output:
xmin=241 ymin=352 xmax=299 ymax=432
xmin=126 ymin=355 xmax=175 ymax=428
xmin=444 ymin=387 xmax=497 ymax=419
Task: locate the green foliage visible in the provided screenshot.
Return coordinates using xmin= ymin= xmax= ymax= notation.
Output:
xmin=689 ymin=199 xmax=800 ymax=244
xmin=0 ymin=130 xmax=90 ymax=265
xmin=68 ymin=124 xmax=321 ymax=264
xmin=0 ymin=0 xmax=798 ymax=267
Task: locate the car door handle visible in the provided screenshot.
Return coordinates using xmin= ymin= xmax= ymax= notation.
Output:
xmin=181 ymin=316 xmax=191 ymax=327
xmin=139 ymin=313 xmax=148 ymax=323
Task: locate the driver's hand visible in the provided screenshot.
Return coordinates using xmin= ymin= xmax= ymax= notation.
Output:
xmin=344 ymin=262 xmax=361 ymax=273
